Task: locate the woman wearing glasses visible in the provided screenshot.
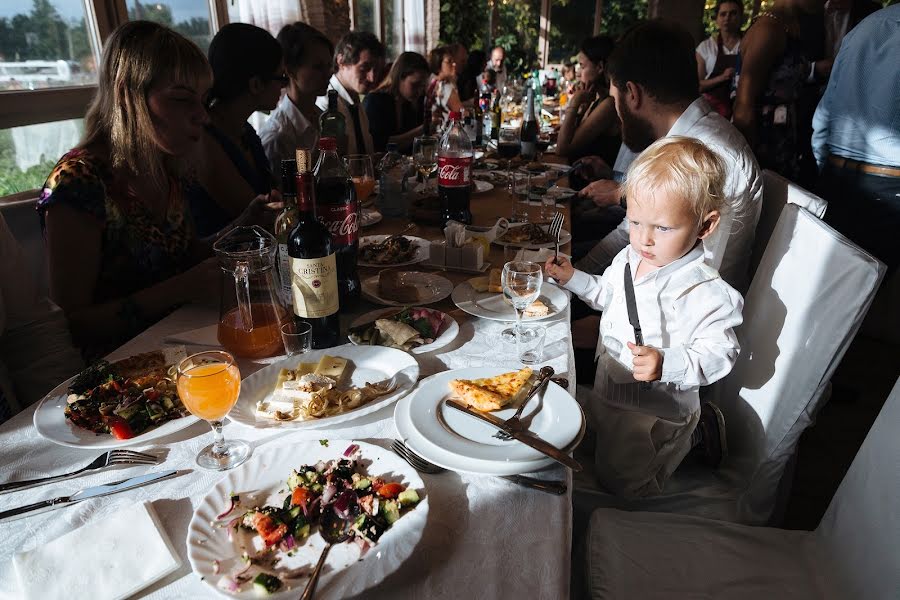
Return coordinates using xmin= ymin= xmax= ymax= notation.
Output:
xmin=186 ymin=23 xmax=283 ymax=236
xmin=426 ymin=45 xmax=464 ymax=131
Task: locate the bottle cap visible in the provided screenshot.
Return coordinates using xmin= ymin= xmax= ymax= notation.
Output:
xmin=448 ymin=111 xmax=462 ymax=121
xmin=295 ymin=149 xmax=311 ymax=173
xmin=318 ymin=137 xmax=337 ymax=151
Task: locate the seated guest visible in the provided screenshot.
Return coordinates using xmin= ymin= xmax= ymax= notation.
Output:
xmin=0 ymin=213 xmax=82 ymax=424
xmin=260 ymin=22 xmax=333 ymax=177
xmin=480 ymin=67 xmax=497 ymax=95
xmin=188 ymin=23 xmax=283 ymax=236
xmin=316 ymin=31 xmax=385 ymax=156
xmin=813 ymin=4 xmax=900 ymax=272
xmin=477 ymin=46 xmax=508 ymax=93
xmin=364 ymin=51 xmax=429 ymax=153
xmin=696 ymin=0 xmax=744 ymax=118
xmin=426 ymin=45 xmax=464 ymax=130
xmin=546 ymin=137 xmax=743 ymax=496
xmin=38 ymin=21 xmax=220 ymax=354
xmin=556 ymin=35 xmax=621 ymax=166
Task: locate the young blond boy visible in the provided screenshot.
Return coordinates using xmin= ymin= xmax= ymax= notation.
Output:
xmin=545 ymin=136 xmax=743 ymax=497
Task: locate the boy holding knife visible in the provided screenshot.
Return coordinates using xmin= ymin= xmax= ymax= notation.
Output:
xmin=545 ymin=136 xmax=743 ymax=497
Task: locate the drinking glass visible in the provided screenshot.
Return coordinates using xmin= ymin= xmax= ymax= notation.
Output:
xmin=346 ymin=154 xmax=375 ymax=202
xmin=500 ymin=262 xmax=544 ymax=358
xmin=497 ymin=126 xmax=520 ymax=185
xmin=509 ymin=171 xmax=530 ymax=223
xmin=412 ymin=135 xmax=438 ymax=194
xmin=281 ymin=321 xmax=312 ymax=356
xmin=176 ymin=351 xmax=250 ymax=471
xmin=515 ymin=324 xmax=547 ymax=364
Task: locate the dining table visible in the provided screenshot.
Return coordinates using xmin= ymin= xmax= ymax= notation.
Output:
xmin=0 ymin=161 xmax=579 ymax=600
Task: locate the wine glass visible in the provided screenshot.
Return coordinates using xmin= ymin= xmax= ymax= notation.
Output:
xmin=500 ymin=261 xmax=544 ymax=360
xmin=345 ymin=154 xmax=375 ymax=203
xmin=175 ymin=351 xmax=250 ymax=471
xmin=498 ymin=126 xmax=520 ymax=185
xmin=412 ymin=135 xmax=438 ymax=195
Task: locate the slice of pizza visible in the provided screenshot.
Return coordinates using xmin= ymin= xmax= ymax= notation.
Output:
xmin=449 ymin=367 xmax=533 ymax=411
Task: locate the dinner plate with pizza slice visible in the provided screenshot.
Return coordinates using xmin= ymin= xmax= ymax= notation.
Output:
xmin=393 ymin=367 xmax=584 ymax=475
xmin=451 ymin=268 xmax=569 ymax=322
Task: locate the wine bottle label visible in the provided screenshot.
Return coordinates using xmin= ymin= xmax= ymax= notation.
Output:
xmin=317 ymin=203 xmax=359 ymax=246
xmin=438 ymin=156 xmax=472 ymax=188
xmin=290 ymin=254 xmax=339 ymax=318
xmin=277 ymin=243 xmax=292 ymax=305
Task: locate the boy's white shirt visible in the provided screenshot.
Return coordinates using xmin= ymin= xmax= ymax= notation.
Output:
xmin=564 ymin=244 xmax=743 ymax=421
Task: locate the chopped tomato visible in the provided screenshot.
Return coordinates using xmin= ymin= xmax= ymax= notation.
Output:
xmin=291 ymin=487 xmax=310 ymax=509
xmin=376 ymin=482 xmax=404 ymax=499
xmin=370 ymin=477 xmax=385 ymax=492
xmin=105 ymin=416 xmax=134 ymax=440
xmin=250 ymin=512 xmax=288 ymax=547
xmin=144 ymin=389 xmax=160 ymax=402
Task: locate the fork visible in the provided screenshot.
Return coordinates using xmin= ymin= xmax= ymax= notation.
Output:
xmin=548 ymin=212 xmax=565 ymax=264
xmin=494 ymin=366 xmax=554 ymax=441
xmin=0 ymin=450 xmax=160 ymax=495
xmin=391 ymin=439 xmax=566 ymax=495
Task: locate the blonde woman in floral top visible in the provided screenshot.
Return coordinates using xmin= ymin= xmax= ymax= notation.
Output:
xmin=37 ymin=22 xmax=220 ymax=355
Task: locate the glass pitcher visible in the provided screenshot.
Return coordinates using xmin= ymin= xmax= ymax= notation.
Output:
xmin=213 ymin=226 xmax=288 ymax=359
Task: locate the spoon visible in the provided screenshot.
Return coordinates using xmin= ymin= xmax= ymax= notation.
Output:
xmin=299 ymin=511 xmax=352 ymax=600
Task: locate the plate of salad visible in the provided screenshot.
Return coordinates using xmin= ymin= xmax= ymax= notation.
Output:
xmin=347 ymin=307 xmax=459 ymax=354
xmin=32 ymin=347 xmax=200 ymax=448
xmin=187 ymin=440 xmax=428 ymax=599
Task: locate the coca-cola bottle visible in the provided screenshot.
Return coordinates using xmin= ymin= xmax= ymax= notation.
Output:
xmin=288 ymin=149 xmax=340 ymax=348
xmin=313 ymin=136 xmax=360 ymax=307
xmin=437 ymin=110 xmax=474 ymax=226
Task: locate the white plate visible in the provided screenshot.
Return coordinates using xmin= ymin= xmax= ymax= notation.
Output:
xmin=394 ymin=369 xmax=584 ymax=475
xmin=361 ymin=272 xmax=453 ymax=307
xmin=229 ymin=344 xmax=419 ymax=430
xmin=187 ymin=441 xmax=428 ymax=600
xmin=413 ymin=179 xmax=493 ymax=194
xmin=361 ymin=208 xmax=382 ymax=228
xmin=33 ymin=351 xmax=200 ymax=449
xmin=348 ymin=308 xmax=459 ymax=354
xmin=493 ymin=223 xmax=572 ymax=249
xmin=451 ymin=281 xmax=569 ymax=322
xmin=358 ymin=235 xmax=429 ymax=268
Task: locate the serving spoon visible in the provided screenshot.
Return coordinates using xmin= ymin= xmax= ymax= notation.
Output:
xmin=299 ymin=511 xmax=352 ymax=600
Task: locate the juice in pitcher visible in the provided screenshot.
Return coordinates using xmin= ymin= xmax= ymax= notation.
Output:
xmin=217 ymin=302 xmax=285 ymax=358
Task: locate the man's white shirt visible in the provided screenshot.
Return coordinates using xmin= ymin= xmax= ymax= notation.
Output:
xmin=259 ymin=93 xmax=321 ymax=177
xmin=315 ymin=74 xmax=375 ymax=156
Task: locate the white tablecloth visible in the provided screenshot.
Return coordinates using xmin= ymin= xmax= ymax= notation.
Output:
xmin=0 ymin=302 xmax=576 ymax=599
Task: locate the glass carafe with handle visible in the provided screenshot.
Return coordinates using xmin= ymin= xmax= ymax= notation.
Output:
xmin=214 ymin=226 xmax=288 ymax=358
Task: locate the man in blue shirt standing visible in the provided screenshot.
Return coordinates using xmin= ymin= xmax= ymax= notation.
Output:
xmin=812 ymin=4 xmax=900 ymax=271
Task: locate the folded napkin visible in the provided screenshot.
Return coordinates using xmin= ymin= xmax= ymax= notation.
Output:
xmin=514 ymin=248 xmax=571 ymax=263
xmin=163 ymin=323 xmax=219 ymax=347
xmin=13 ymin=502 xmax=181 ymax=600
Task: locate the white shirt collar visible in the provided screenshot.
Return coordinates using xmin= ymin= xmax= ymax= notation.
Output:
xmin=627 ymin=244 xmax=708 ymax=288
xmin=277 ymin=93 xmax=312 ymax=131
xmin=667 ymin=97 xmax=714 ymax=138
xmin=329 ymin=74 xmax=357 ymax=106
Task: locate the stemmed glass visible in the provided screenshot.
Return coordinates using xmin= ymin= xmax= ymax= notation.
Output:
xmin=412 ymin=135 xmax=438 ymax=195
xmin=345 ymin=154 xmax=375 ymax=204
xmin=500 ymin=261 xmax=544 ymax=359
xmin=497 ymin=126 xmax=520 ymax=183
xmin=175 ymin=351 xmax=250 ymax=471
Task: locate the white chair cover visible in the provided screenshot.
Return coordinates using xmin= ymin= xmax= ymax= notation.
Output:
xmin=573 ymin=205 xmax=885 ymax=525
xmin=750 ymin=170 xmax=828 ymax=278
xmin=585 ymin=375 xmax=900 ymax=599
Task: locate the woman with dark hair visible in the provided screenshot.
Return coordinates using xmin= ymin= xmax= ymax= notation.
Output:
xmin=187 ymin=23 xmax=284 ymax=236
xmin=426 ymin=45 xmax=463 ymax=130
xmin=697 ymin=0 xmax=744 ymax=118
xmin=37 ymin=21 xmax=219 ymax=353
xmin=259 ymin=22 xmax=333 ymax=176
xmin=364 ymin=52 xmax=429 ymax=152
xmin=555 ymin=35 xmax=620 ymax=165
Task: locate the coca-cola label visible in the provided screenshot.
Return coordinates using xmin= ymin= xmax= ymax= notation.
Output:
xmin=438 ymin=156 xmax=472 ymax=188
xmin=317 ymin=202 xmax=359 ymax=245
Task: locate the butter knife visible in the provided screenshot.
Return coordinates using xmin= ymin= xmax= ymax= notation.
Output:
xmin=445 ymin=399 xmax=582 ymax=471
xmin=0 ymin=470 xmax=179 ymax=523
xmin=623 ymin=264 xmax=651 ymax=391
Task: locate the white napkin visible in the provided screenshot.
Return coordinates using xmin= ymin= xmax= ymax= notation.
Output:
xmin=13 ymin=501 xmax=181 ymax=600
xmin=444 ymin=220 xmax=467 ymax=248
xmin=163 ymin=324 xmax=219 ymax=347
xmin=514 ymin=248 xmax=571 ymax=263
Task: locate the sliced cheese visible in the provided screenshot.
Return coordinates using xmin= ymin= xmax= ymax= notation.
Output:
xmin=469 ymin=276 xmax=490 ymax=293
xmin=315 ymin=355 xmax=347 ymax=382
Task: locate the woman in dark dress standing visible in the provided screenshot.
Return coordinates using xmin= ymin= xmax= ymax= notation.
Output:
xmin=363 ymin=52 xmax=430 ymax=153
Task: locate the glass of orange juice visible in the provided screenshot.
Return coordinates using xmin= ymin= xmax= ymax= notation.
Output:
xmin=176 ymin=351 xmax=250 ymax=471
xmin=346 ymin=154 xmax=375 ymax=202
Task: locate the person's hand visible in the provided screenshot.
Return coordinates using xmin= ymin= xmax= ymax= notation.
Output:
xmin=628 ymin=342 xmax=662 ymax=382
xmin=570 ymin=155 xmax=612 ymax=181
xmin=720 ymin=67 xmax=736 ymax=82
xmin=264 ymin=188 xmax=283 ymax=211
xmin=238 ymin=192 xmax=280 ymax=229
xmin=578 ymin=179 xmax=622 ymax=208
xmin=544 ymin=256 xmax=575 ymax=285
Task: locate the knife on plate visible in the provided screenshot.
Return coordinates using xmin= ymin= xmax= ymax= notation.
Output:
xmin=0 ymin=470 xmax=179 ymax=523
xmin=445 ymin=399 xmax=582 ymax=471
xmin=623 ymin=265 xmax=651 ymax=391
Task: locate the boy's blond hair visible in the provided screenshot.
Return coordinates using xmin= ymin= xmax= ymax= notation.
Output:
xmin=623 ymin=136 xmax=727 ymax=225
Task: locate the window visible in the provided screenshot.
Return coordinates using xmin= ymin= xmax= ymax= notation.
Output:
xmin=125 ymin=0 xmax=215 ymax=53
xmin=0 ymin=0 xmax=99 ymax=92
xmin=0 ymin=118 xmax=83 ymax=195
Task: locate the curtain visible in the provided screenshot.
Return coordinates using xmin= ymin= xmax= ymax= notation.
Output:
xmin=230 ymin=0 xmax=306 ymax=36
